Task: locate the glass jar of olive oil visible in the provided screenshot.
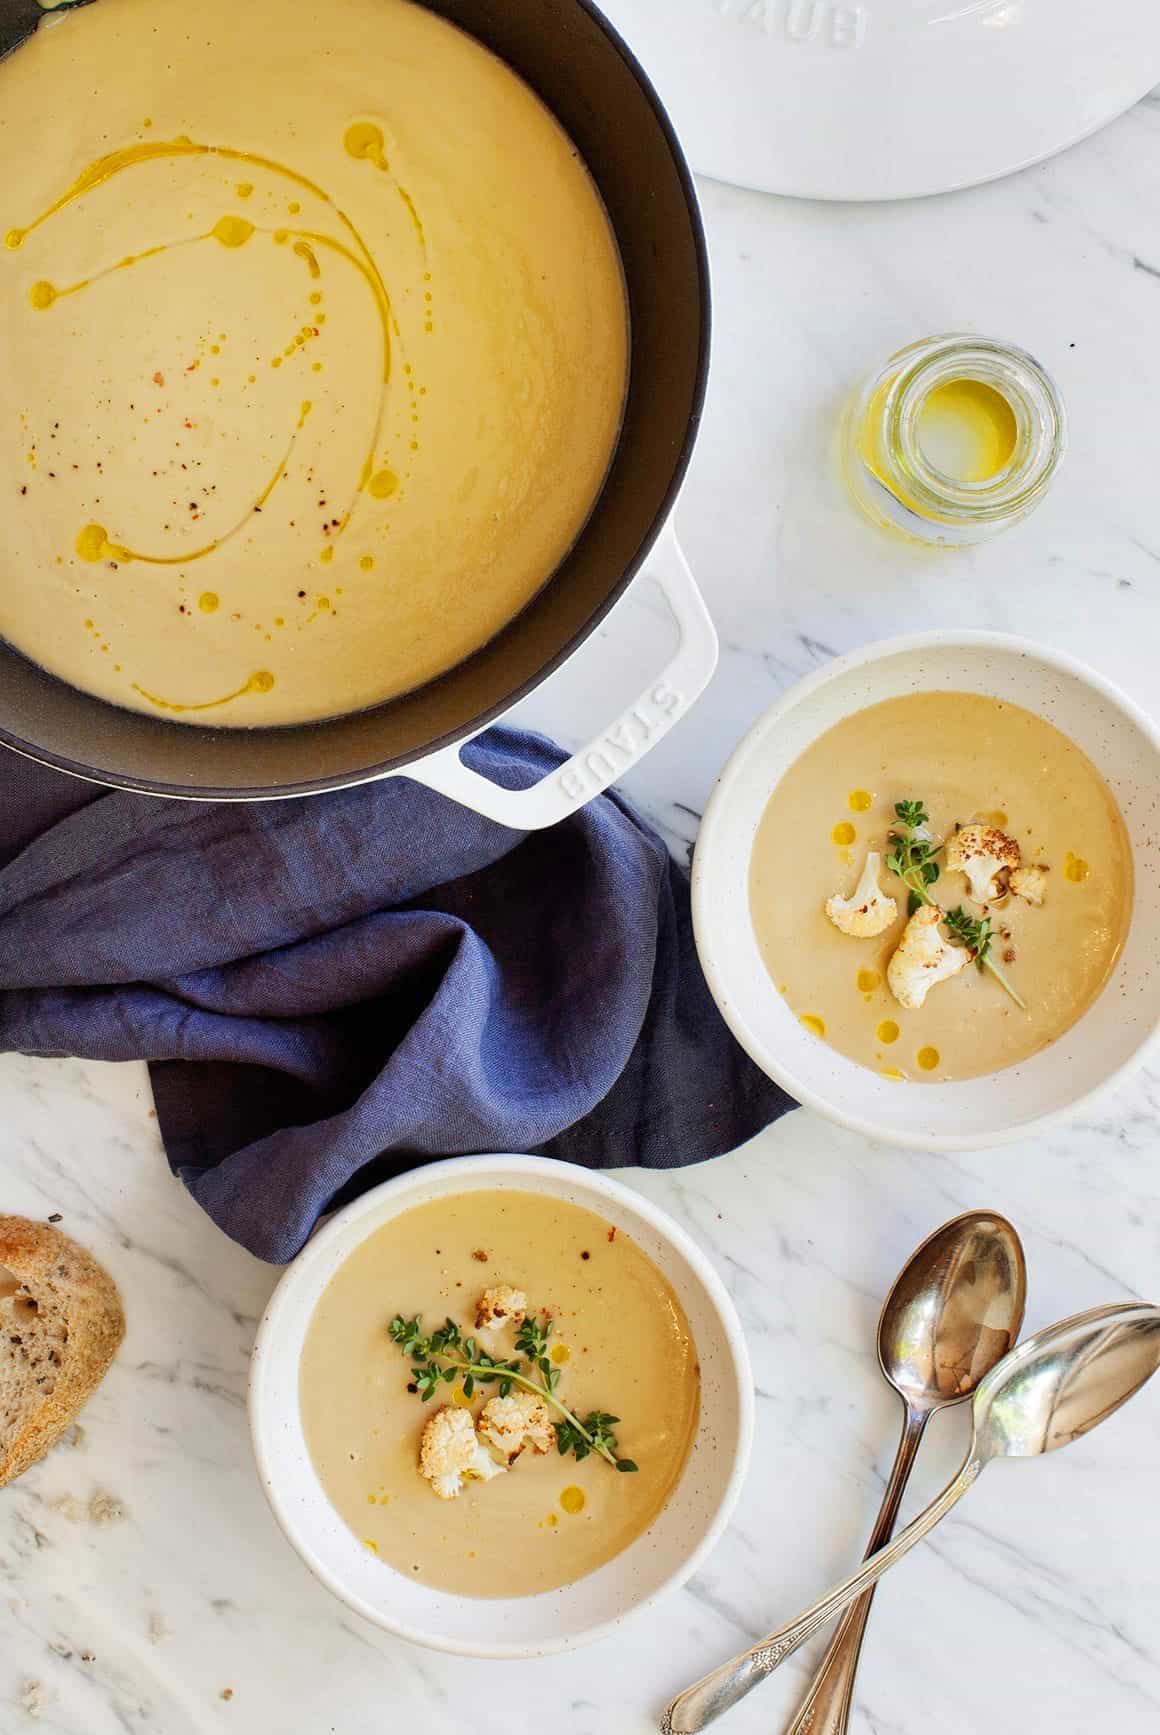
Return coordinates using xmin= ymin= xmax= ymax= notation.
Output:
xmin=843 ymin=334 xmax=1066 ymax=547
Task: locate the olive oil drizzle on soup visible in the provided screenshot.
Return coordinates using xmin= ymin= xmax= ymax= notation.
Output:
xmin=299 ymin=1192 xmax=700 ymax=1598
xmin=0 ymin=0 xmax=627 ymax=725
xmin=749 ymin=692 xmax=1132 ymax=1083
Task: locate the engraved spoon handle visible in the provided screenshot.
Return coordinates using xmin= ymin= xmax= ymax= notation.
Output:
xmin=783 ymin=1406 xmax=928 ymax=1735
xmin=662 ymin=1453 xmax=982 ymax=1735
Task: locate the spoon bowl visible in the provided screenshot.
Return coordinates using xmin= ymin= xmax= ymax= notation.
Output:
xmin=878 ymin=1211 xmax=1026 ymax=1409
xmin=974 ymin=1301 xmax=1160 ymax=1462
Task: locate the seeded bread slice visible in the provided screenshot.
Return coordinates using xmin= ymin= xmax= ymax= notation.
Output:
xmin=0 ymin=1217 xmax=124 ymax=1486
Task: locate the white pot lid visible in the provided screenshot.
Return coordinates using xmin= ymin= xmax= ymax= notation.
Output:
xmin=599 ymin=0 xmax=1160 ymax=201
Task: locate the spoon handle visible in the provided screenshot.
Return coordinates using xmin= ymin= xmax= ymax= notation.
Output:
xmin=782 ymin=1407 xmax=929 ymax=1735
xmin=661 ymin=1454 xmax=982 ymax=1735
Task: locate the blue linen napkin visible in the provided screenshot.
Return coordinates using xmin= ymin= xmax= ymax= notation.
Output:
xmin=0 ymin=728 xmax=794 ymax=1261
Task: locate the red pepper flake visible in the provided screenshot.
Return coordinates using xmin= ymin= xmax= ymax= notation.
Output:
xmin=186 ymin=359 xmax=200 ymax=372
xmin=183 ymin=419 xmax=195 ymax=430
xmin=153 ymin=371 xmax=165 ymax=386
xmin=607 ymin=1227 xmax=617 ymax=1243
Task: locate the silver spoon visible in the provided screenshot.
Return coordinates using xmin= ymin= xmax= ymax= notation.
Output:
xmin=663 ymin=1211 xmax=1025 ymax=1735
xmin=778 ymin=1210 xmax=1026 ymax=1735
xmin=664 ymin=1301 xmax=1160 ymax=1734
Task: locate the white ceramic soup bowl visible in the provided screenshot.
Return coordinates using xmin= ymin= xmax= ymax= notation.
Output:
xmin=693 ymin=631 xmax=1160 ymax=1151
xmin=249 ymin=1154 xmax=753 ymax=1657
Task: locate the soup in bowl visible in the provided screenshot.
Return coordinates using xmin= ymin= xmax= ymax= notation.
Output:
xmin=693 ymin=633 xmax=1160 ymax=1149
xmin=249 ymin=1155 xmax=752 ymax=1656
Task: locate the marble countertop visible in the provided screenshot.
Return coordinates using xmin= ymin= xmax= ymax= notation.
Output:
xmin=4 ymin=90 xmax=1160 ymax=1735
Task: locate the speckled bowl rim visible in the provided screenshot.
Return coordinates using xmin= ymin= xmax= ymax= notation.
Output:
xmin=693 ymin=629 xmax=1160 ymax=1151
xmin=248 ymin=1154 xmax=754 ymax=1657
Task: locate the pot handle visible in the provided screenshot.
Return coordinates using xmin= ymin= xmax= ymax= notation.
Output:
xmin=400 ymin=519 xmax=718 ymax=830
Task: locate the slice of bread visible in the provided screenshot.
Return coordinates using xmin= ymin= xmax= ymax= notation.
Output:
xmin=0 ymin=1217 xmax=124 ymax=1486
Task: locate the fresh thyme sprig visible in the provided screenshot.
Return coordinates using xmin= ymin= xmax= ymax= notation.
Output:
xmin=887 ymin=798 xmax=1027 ymax=1010
xmin=885 ymin=800 xmax=942 ymax=917
xmin=388 ymin=1310 xmax=638 ymax=1473
xmin=943 ymin=906 xmax=1027 ymax=1011
xmin=515 ymin=1312 xmax=563 ymax=1393
xmin=388 ymin=1314 xmax=520 ymax=1401
xmin=556 ymin=1411 xmax=627 ymax=1466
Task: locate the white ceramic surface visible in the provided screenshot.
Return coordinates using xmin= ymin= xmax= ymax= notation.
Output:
xmin=692 ymin=632 xmax=1160 ymax=1148
xmin=405 ymin=521 xmax=718 ymax=829
xmin=600 ymin=0 xmax=1160 ymax=201
xmin=249 ymin=1156 xmax=753 ymax=1658
xmin=6 ymin=92 xmax=1160 ymax=1735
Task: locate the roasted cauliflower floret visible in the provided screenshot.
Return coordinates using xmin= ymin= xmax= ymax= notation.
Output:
xmin=478 ymin=1391 xmax=555 ymax=1465
xmin=945 ymin=824 xmax=1021 ymax=904
xmin=418 ymin=1406 xmax=506 ymax=1500
xmin=1009 ymin=864 xmax=1049 ymax=906
xmin=886 ymin=906 xmax=970 ymax=1010
xmin=474 ymin=1284 xmax=527 ymax=1332
xmin=824 ymin=851 xmax=899 ymax=939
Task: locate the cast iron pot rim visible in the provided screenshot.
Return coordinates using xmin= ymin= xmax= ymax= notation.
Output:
xmin=0 ymin=0 xmax=711 ymax=804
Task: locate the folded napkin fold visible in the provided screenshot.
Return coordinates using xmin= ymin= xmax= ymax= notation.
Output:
xmin=0 ymin=729 xmax=794 ymax=1261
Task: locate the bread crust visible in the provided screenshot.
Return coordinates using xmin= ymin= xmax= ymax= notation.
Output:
xmin=0 ymin=1216 xmax=125 ymax=1486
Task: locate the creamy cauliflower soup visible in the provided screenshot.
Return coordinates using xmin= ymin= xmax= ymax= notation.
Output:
xmin=749 ymin=692 xmax=1132 ymax=1083
xmin=0 ymin=0 xmax=628 ymax=724
xmin=299 ymin=1190 xmax=700 ymax=1598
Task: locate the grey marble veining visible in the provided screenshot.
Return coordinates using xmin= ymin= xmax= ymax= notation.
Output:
xmin=3 ymin=88 xmax=1160 ymax=1735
